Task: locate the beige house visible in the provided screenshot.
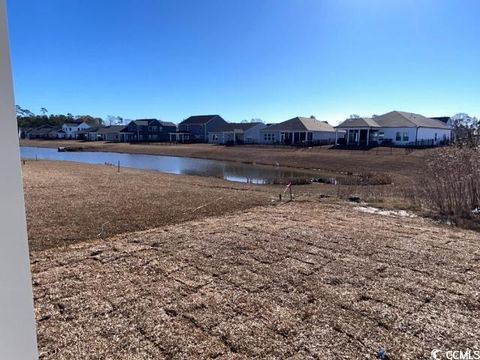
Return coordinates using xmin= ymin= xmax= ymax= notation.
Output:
xmin=260 ymin=117 xmax=340 ymax=145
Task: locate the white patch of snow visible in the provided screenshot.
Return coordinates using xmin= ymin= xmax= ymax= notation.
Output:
xmin=354 ymin=206 xmax=417 ymax=218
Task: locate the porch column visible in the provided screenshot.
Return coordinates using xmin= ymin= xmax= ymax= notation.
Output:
xmin=367 ymin=128 xmax=370 ymax=146
xmin=346 ymin=129 xmax=350 ymax=145
xmin=357 ymin=130 xmax=360 ymax=146
xmin=335 ymin=130 xmax=338 ymax=145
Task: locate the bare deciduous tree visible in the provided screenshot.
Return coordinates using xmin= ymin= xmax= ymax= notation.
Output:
xmin=451 ymin=113 xmax=479 ymax=147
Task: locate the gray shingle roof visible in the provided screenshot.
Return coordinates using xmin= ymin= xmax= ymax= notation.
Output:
xmin=262 ymin=117 xmax=336 ymax=132
xmin=29 ymin=125 xmax=62 ymax=136
xmin=375 ymin=111 xmax=451 ymax=129
xmin=336 ymin=111 xmax=451 ymax=129
xmin=160 ymin=121 xmax=176 ymax=127
xmin=133 ymin=119 xmax=152 ymax=126
xmin=133 ymin=119 xmax=176 ymax=127
xmin=180 ymin=115 xmax=222 ymax=125
xmin=97 ymin=125 xmax=127 ymax=134
xmin=336 ymin=117 xmax=380 ymax=128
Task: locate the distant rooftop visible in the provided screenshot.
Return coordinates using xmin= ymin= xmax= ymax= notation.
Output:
xmin=132 ymin=119 xmax=176 ymax=127
xmin=263 ymin=117 xmax=336 ymax=132
xmin=180 ymin=115 xmax=223 ymax=125
xmin=336 ymin=111 xmax=451 ymax=129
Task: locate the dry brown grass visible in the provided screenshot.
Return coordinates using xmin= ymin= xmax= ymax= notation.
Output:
xmin=32 ymin=201 xmax=480 ymax=359
xmin=20 ymin=139 xmax=429 ymax=181
xmin=22 ymin=161 xmax=279 ymax=251
xmin=23 ymin=161 xmax=417 ymax=251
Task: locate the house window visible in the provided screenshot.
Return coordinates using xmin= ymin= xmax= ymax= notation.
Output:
xmin=402 ymin=132 xmax=409 ymax=141
xmin=396 ymin=132 xmax=401 ymax=141
xmin=264 ymin=133 xmax=274 ymax=142
xmin=378 ymin=131 xmax=385 ymax=140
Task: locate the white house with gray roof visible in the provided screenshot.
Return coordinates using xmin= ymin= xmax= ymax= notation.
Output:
xmin=260 ymin=117 xmax=341 ymax=145
xmin=62 ymin=121 xmax=91 ymax=139
xmin=335 ymin=111 xmax=452 ymax=147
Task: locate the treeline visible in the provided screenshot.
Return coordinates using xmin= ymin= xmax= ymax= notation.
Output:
xmin=16 ymin=106 xmax=105 ymax=128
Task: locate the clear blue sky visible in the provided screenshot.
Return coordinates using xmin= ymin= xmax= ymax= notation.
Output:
xmin=6 ymin=0 xmax=480 ymax=124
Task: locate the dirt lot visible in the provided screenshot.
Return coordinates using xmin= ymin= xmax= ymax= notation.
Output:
xmin=32 ymin=201 xmax=480 ymax=359
xmin=22 ymin=161 xmax=285 ymax=251
xmin=20 ymin=139 xmax=427 ymax=179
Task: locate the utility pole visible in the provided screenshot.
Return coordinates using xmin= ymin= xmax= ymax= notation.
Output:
xmin=0 ymin=1 xmax=39 ymax=358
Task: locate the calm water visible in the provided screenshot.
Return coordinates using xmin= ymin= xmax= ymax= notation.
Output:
xmin=20 ymin=146 xmax=313 ymax=184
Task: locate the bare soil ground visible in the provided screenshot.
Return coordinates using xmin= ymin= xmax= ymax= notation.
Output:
xmin=20 ymin=139 xmax=428 ymax=179
xmin=32 ymin=201 xmax=480 ymax=359
xmin=22 ymin=161 xmax=281 ymax=251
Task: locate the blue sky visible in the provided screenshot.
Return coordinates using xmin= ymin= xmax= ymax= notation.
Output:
xmin=6 ymin=0 xmax=480 ymax=125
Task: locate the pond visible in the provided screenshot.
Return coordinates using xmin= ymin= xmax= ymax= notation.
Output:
xmin=20 ymin=146 xmax=315 ymax=185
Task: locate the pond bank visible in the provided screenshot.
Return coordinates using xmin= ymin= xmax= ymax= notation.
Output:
xmin=19 ymin=139 xmax=425 ymax=183
xmin=21 ymin=146 xmax=320 ymax=185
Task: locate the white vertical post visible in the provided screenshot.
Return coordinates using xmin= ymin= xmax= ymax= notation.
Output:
xmin=367 ymin=128 xmax=370 ymax=147
xmin=0 ymin=0 xmax=38 ymax=358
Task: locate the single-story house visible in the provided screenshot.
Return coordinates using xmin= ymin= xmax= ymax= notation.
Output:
xmin=178 ymin=115 xmax=227 ymax=142
xmin=26 ymin=125 xmax=64 ymax=139
xmin=62 ymin=121 xmax=91 ymax=139
xmin=208 ymin=122 xmax=266 ymax=145
xmin=335 ymin=111 xmax=452 ymax=147
xmin=121 ymin=119 xmax=177 ymax=142
xmin=98 ymin=125 xmax=128 ymax=142
xmin=259 ymin=117 xmax=340 ymax=145
xmin=77 ymin=126 xmax=103 ymax=141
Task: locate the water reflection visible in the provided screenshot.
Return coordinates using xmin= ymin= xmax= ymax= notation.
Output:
xmin=20 ymin=147 xmax=313 ymax=185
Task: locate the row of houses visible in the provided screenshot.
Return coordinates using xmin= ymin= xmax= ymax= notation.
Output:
xmin=21 ymin=111 xmax=453 ymax=147
xmin=204 ymin=111 xmax=451 ymax=147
